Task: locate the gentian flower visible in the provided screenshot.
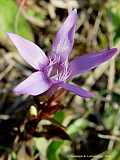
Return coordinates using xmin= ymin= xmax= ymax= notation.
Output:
xmin=7 ymin=9 xmax=117 ymax=98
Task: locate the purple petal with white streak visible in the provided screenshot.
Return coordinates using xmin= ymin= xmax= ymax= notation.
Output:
xmin=59 ymin=82 xmax=95 ymax=98
xmin=69 ymin=48 xmax=117 ymax=78
xmin=51 ymin=9 xmax=77 ymax=60
xmin=14 ymin=71 xmax=52 ymax=95
xmin=7 ymin=33 xmax=48 ymax=70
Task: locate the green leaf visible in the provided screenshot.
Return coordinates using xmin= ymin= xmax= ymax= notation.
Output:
xmin=103 ymin=143 xmax=120 ymax=160
xmin=47 ymin=140 xmax=64 ymax=160
xmin=107 ymin=2 xmax=120 ymax=44
xmin=11 ymin=152 xmax=17 ymax=160
xmin=0 ymin=0 xmax=33 ymax=40
xmin=54 ymin=111 xmax=65 ymax=124
xmin=67 ymin=118 xmax=89 ymax=138
xmin=27 ymin=8 xmax=46 ymax=21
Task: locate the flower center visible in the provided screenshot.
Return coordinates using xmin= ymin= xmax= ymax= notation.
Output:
xmin=46 ymin=55 xmax=70 ymax=82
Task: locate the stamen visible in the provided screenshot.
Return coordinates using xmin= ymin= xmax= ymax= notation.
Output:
xmin=47 ymin=54 xmax=70 ymax=82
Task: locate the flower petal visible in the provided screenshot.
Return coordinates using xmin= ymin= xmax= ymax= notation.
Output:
xmin=14 ymin=71 xmax=52 ymax=95
xmin=7 ymin=33 xmax=48 ymax=70
xmin=51 ymin=9 xmax=77 ymax=60
xmin=69 ymin=48 xmax=117 ymax=78
xmin=59 ymin=82 xmax=95 ymax=98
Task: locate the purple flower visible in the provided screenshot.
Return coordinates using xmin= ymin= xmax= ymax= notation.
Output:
xmin=7 ymin=9 xmax=117 ymax=98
